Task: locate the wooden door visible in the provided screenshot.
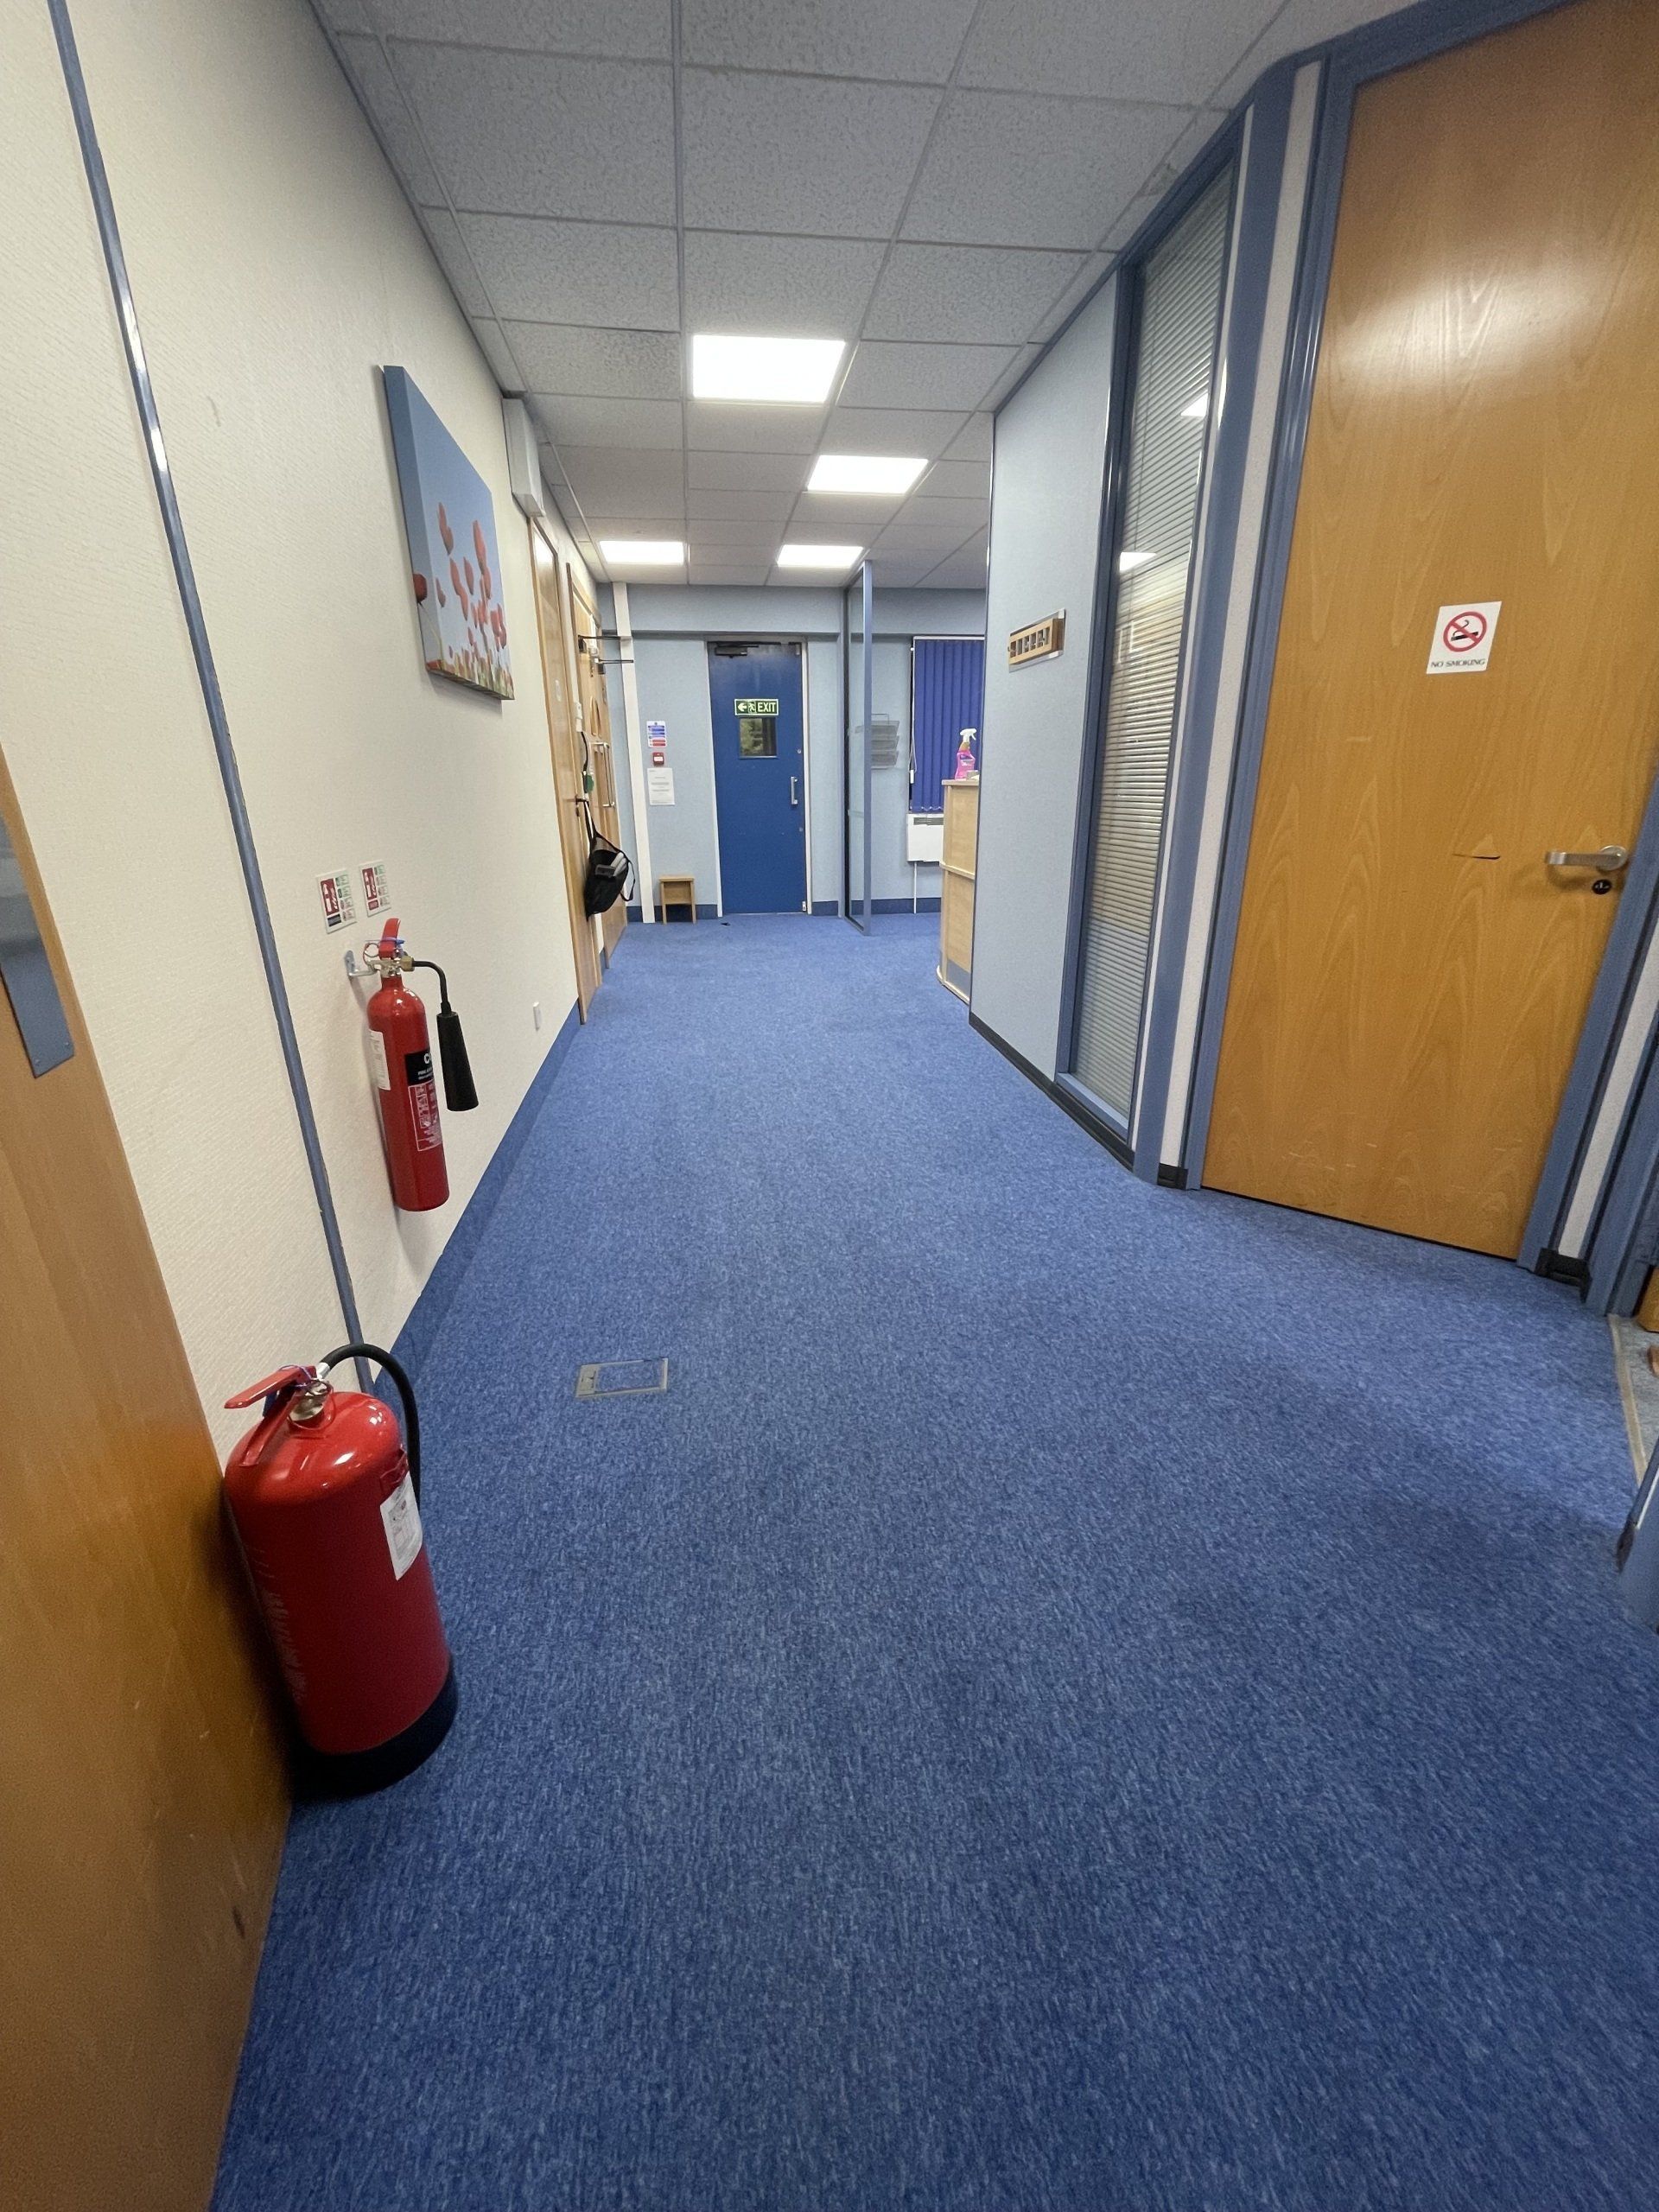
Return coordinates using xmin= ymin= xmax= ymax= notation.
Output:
xmin=1206 ymin=0 xmax=1659 ymax=1255
xmin=530 ymin=523 xmax=601 ymax=1016
xmin=569 ymin=573 xmax=628 ymax=957
xmin=0 ymin=748 xmax=287 ymax=2212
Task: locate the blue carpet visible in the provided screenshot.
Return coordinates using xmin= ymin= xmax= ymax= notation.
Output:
xmin=214 ymin=914 xmax=1659 ymax=2212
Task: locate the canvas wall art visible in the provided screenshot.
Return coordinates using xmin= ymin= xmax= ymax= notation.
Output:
xmin=382 ymin=366 xmax=513 ymax=700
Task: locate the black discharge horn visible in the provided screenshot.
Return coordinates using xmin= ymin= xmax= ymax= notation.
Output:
xmin=410 ymin=960 xmax=478 ymax=1112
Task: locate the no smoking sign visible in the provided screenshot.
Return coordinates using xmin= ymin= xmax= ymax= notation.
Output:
xmin=1427 ymin=599 xmax=1501 ymax=674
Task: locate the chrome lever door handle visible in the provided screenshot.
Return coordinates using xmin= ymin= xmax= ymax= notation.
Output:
xmin=1546 ymin=843 xmax=1629 ymax=871
xmin=790 ymin=776 xmax=800 ymax=806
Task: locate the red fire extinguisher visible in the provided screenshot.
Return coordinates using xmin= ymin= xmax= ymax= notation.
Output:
xmin=365 ymin=919 xmax=478 ymax=1211
xmin=223 ymin=1343 xmax=456 ymax=1792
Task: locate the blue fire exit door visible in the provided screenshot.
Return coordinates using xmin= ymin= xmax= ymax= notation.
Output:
xmin=707 ymin=643 xmax=807 ymax=913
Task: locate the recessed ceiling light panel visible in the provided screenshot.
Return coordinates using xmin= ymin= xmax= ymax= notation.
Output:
xmin=777 ymin=543 xmax=863 ymax=569
xmin=691 ymin=334 xmax=846 ymax=404
xmin=599 ymin=539 xmax=684 ymax=565
xmin=807 ymin=454 xmax=926 ymax=496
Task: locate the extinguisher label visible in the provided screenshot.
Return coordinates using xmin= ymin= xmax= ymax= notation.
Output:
xmin=366 ymin=1028 xmax=391 ymax=1091
xmin=405 ymin=1048 xmax=442 ymax=1150
xmin=380 ymin=1473 xmax=423 ymax=1580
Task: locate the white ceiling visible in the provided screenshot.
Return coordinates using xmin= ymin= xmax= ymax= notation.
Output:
xmin=315 ymin=0 xmax=1406 ymax=588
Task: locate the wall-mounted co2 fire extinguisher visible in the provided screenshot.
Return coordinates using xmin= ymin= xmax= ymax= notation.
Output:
xmin=223 ymin=1343 xmax=456 ymax=1792
xmin=363 ymin=918 xmax=476 ymax=1211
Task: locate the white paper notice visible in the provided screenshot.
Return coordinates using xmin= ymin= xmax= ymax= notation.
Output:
xmin=1427 ymin=601 xmax=1501 ymax=674
xmin=365 ymin=1027 xmax=391 ymax=1091
xmin=647 ymin=765 xmax=676 ymax=806
xmin=380 ymin=1473 xmax=423 ymax=1580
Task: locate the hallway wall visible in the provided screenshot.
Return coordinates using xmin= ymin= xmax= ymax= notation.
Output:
xmin=607 ymin=585 xmax=985 ymax=915
xmin=3 ymin=0 xmax=593 ymax=1445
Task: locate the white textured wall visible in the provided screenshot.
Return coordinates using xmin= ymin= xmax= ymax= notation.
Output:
xmin=974 ymin=281 xmax=1118 ymax=1077
xmin=3 ymin=0 xmax=589 ymax=1445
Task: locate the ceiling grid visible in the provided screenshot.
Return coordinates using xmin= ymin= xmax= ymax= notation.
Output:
xmin=311 ymin=0 xmax=1406 ymax=588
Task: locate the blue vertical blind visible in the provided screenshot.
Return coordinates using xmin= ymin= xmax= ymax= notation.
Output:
xmin=910 ymin=636 xmax=987 ymax=813
xmin=1072 ymin=167 xmax=1233 ymax=1122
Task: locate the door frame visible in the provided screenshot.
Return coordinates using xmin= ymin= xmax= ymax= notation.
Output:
xmin=1175 ymin=0 xmax=1658 ymax=1299
xmin=528 ymin=519 xmax=601 ymax=1017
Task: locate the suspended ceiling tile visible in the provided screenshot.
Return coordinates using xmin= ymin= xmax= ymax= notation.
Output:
xmin=868 ymin=555 xmax=936 ymax=586
xmin=348 ymin=0 xmax=672 ymax=60
xmin=686 ymin=449 xmax=810 ymax=492
xmin=1146 ymin=110 xmax=1232 ymax=197
xmin=418 ymin=209 xmax=490 ymax=315
xmin=838 ymin=341 xmax=1018 ymax=413
xmin=681 ymin=71 xmax=940 ymax=235
xmin=336 ymin=36 xmax=444 ymax=204
xmin=537 ymin=395 xmax=684 ymax=449
xmin=944 ymin=413 xmax=994 ymax=461
xmin=792 ymin=493 xmax=906 ymax=533
xmin=510 ymin=324 xmax=682 ymax=398
xmin=903 ymin=493 xmax=988 ymax=525
xmin=689 ymin=560 xmax=773 ymax=586
xmin=558 ymin=446 xmax=686 ymax=512
xmin=688 ymin=518 xmax=785 ymax=545
xmin=902 ymin=90 xmax=1186 ymax=248
xmin=686 ymin=486 xmax=798 ymax=520
xmin=864 ymin=244 xmax=1085 ymax=344
xmin=468 ymin=316 xmax=522 ymax=387
xmin=918 ymin=457 xmax=992 ymax=499
xmin=957 ymin=0 xmax=1282 ymax=105
xmin=579 ymin=517 xmax=689 ymax=543
xmin=682 ymin=232 xmax=886 ymax=340
xmin=924 ymin=550 xmax=992 ymax=588
xmin=823 ymin=407 xmax=967 ymax=457
xmin=456 ymin=215 xmax=678 ymax=327
xmin=870 ymin=524 xmax=977 ymax=556
xmin=681 ymin=0 xmax=979 ymax=81
xmin=976 ymin=346 xmax=1043 ymax=410
xmin=684 ymin=402 xmax=826 ymax=454
xmin=391 ymin=45 xmax=676 ymax=222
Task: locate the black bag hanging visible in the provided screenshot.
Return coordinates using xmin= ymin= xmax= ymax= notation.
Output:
xmin=580 ymin=799 xmax=634 ymax=918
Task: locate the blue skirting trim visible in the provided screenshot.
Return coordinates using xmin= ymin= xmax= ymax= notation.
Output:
xmin=811 ymin=899 xmax=840 ymax=916
xmin=391 ymin=999 xmax=582 ymax=1379
xmin=872 ymin=895 xmax=941 ymax=914
xmin=625 ymin=903 xmax=720 ymax=922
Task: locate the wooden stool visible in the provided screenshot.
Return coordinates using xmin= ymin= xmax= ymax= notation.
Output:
xmin=657 ymin=873 xmax=697 ymax=924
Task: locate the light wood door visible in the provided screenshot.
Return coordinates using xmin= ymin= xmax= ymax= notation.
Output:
xmin=1206 ymin=0 xmax=1659 ymax=1256
xmin=531 ymin=523 xmax=601 ymax=1016
xmin=0 ymin=748 xmax=287 ymax=2212
xmin=569 ymin=574 xmax=628 ymax=958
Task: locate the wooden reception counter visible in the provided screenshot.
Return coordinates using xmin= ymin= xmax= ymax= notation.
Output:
xmin=938 ymin=774 xmax=978 ymax=1003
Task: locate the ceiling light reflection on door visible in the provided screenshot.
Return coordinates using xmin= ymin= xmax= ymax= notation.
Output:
xmin=777 ymin=543 xmax=863 ymax=569
xmin=599 ymin=539 xmax=684 ymax=565
xmin=690 ymin=334 xmax=846 ymax=404
xmin=806 ymin=454 xmax=926 ymax=496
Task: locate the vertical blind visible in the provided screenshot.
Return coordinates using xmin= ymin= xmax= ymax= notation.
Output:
xmin=1072 ymin=168 xmax=1233 ymax=1121
xmin=910 ymin=636 xmax=987 ymax=813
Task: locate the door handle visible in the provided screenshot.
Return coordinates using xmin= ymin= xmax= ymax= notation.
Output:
xmin=1545 ymin=843 xmax=1629 ymax=872
xmin=790 ymin=776 xmax=800 ymax=807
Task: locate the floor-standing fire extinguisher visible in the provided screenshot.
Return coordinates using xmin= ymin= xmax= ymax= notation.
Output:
xmin=363 ymin=919 xmax=476 ymax=1211
xmin=223 ymin=1344 xmax=456 ymax=1792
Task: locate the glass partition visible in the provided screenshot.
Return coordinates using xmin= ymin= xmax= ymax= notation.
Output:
xmin=843 ymin=561 xmax=874 ymax=930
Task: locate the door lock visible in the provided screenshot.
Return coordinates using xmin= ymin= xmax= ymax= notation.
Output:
xmin=1545 ymin=843 xmax=1629 ymax=872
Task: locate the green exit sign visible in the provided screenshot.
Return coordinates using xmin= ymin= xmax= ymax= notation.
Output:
xmin=734 ymin=697 xmax=779 ymax=715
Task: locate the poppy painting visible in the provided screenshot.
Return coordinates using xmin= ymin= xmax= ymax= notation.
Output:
xmin=382 ymin=366 xmax=513 ymax=700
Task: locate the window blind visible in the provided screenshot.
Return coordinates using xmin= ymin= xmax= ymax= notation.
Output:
xmin=1072 ymin=168 xmax=1233 ymax=1121
xmin=910 ymin=636 xmax=987 ymax=814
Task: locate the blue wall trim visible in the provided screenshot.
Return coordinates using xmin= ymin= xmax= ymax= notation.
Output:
xmin=872 ymin=896 xmax=940 ymax=915
xmin=391 ymin=1001 xmax=582 ymax=1379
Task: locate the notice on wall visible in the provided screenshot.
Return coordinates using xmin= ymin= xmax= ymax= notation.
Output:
xmin=318 ymin=868 xmax=355 ymax=931
xmin=647 ymin=718 xmax=668 ymax=768
xmin=1427 ymin=601 xmax=1501 ymax=674
xmin=360 ymin=860 xmax=391 ymax=916
xmin=647 ymin=765 xmax=676 ymax=807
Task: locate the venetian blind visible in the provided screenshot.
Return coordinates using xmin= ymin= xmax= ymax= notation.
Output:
xmin=1072 ymin=169 xmax=1233 ymax=1120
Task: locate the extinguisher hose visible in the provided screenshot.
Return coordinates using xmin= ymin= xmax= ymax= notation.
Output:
xmin=319 ymin=1342 xmax=422 ymax=1504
